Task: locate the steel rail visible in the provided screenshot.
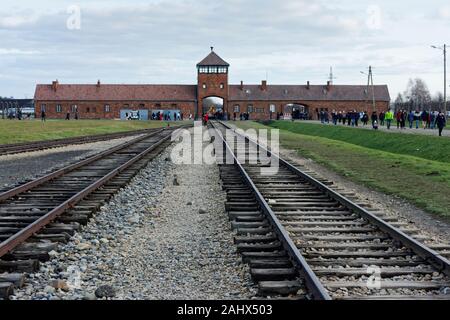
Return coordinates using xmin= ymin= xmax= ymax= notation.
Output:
xmin=0 ymin=128 xmax=162 ymax=156
xmin=0 ymin=129 xmax=165 ymax=203
xmin=219 ymin=120 xmax=450 ymax=277
xmin=0 ymin=128 xmax=175 ymax=257
xmin=211 ymin=121 xmax=332 ymax=300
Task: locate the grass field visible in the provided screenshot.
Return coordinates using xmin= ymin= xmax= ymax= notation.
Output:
xmin=0 ymin=119 xmax=190 ymax=145
xmin=233 ymin=121 xmax=450 ymax=219
xmin=267 ymin=121 xmax=450 ymax=164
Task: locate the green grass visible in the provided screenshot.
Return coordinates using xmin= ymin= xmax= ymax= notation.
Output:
xmin=265 ymin=121 xmax=450 ymax=164
xmin=233 ymin=121 xmax=450 ymax=219
xmin=0 ymin=119 xmax=191 ymax=145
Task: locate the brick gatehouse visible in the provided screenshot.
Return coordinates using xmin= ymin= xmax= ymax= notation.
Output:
xmin=34 ymin=49 xmax=390 ymax=120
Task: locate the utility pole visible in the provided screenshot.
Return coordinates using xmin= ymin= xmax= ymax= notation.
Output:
xmin=431 ymin=44 xmax=447 ymax=113
xmin=328 ymin=66 xmax=337 ymax=85
xmin=361 ymin=66 xmax=376 ymax=112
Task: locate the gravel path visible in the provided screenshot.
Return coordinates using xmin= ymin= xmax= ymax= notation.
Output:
xmin=11 ymin=132 xmax=256 ymax=300
xmin=0 ymin=135 xmax=141 ymax=189
xmin=304 ymin=120 xmax=449 ymax=137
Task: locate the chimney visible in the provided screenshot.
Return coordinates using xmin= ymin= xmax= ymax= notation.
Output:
xmin=51 ymin=80 xmax=59 ymax=91
xmin=327 ymin=81 xmax=331 ymax=90
xmin=307 ymin=81 xmax=310 ymax=89
xmin=240 ymin=81 xmax=244 ymax=91
xmin=261 ymin=80 xmax=267 ymax=91
xmin=97 ymin=79 xmax=101 ymax=87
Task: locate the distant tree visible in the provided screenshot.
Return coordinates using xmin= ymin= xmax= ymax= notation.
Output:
xmin=393 ymin=93 xmax=404 ymax=111
xmin=403 ymin=78 xmax=432 ymax=111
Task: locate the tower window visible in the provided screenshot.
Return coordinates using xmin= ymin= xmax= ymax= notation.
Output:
xmin=199 ymin=67 xmax=208 ymax=73
xmin=202 ymin=83 xmax=207 ymax=89
xmin=209 ymin=66 xmax=217 ymax=73
xmin=220 ymin=83 xmax=224 ymax=89
xmin=218 ymin=67 xmax=227 ymax=73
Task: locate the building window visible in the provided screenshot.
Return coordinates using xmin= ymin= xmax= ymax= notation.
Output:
xmin=104 ymin=105 xmax=110 ymax=112
xmin=56 ymin=104 xmax=62 ymax=113
xmin=256 ymin=108 xmax=264 ymax=113
xmin=202 ymin=83 xmax=207 ymax=89
xmin=92 ymin=107 xmax=97 ymax=113
xmin=171 ymin=104 xmax=178 ymax=109
xmin=71 ymin=105 xmax=78 ymax=113
xmin=247 ymin=105 xmax=254 ymax=113
xmin=41 ymin=104 xmax=46 ymax=112
xmin=86 ymin=107 xmax=90 ymax=113
xmin=270 ymin=104 xmax=276 ymax=113
xmin=233 ymin=105 xmax=240 ymax=113
xmin=139 ymin=104 xmax=145 ymax=109
xmin=155 ymin=103 xmax=161 ymax=109
xmin=220 ymin=83 xmax=224 ymax=89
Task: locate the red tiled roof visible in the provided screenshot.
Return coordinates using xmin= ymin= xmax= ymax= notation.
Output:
xmin=229 ymin=84 xmax=390 ymax=102
xmin=229 ymin=85 xmax=390 ymax=101
xmin=197 ymin=51 xmax=230 ymax=67
xmin=34 ymin=84 xmax=197 ymax=101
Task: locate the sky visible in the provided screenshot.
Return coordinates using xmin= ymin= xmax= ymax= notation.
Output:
xmin=0 ymin=0 xmax=449 ymax=99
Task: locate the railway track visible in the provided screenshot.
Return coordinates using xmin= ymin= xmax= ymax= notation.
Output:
xmin=0 ymin=126 xmax=185 ymax=299
xmin=0 ymin=127 xmax=167 ymax=156
xmin=211 ymin=120 xmax=450 ymax=300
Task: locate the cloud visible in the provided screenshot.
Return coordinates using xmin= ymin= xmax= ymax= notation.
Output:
xmin=0 ymin=11 xmax=40 ymax=28
xmin=0 ymin=0 xmax=449 ymax=98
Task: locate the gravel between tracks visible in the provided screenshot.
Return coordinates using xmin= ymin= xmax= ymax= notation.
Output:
xmin=11 ymin=133 xmax=256 ymax=300
xmin=0 ymin=135 xmax=142 ymax=189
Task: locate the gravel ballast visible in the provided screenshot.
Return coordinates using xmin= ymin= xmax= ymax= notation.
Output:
xmin=0 ymin=135 xmax=142 ymax=189
xmin=11 ymin=134 xmax=256 ymax=300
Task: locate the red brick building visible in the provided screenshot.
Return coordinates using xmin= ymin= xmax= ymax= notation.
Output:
xmin=34 ymin=49 xmax=390 ymax=120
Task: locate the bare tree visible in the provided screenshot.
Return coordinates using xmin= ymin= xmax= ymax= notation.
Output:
xmin=403 ymin=78 xmax=432 ymax=111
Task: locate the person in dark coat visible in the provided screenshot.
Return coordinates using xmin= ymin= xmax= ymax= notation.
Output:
xmin=41 ymin=110 xmax=46 ymax=122
xmin=371 ymin=111 xmax=378 ymax=127
xmin=436 ymin=113 xmax=447 ymax=137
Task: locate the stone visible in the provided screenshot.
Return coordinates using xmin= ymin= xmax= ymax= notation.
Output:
xmin=198 ymin=208 xmax=207 ymax=214
xmin=100 ymin=238 xmax=109 ymax=244
xmin=187 ymin=201 xmax=193 ymax=205
xmin=82 ymin=293 xmax=97 ymax=300
xmin=51 ymin=279 xmax=70 ymax=291
xmin=95 ymin=285 xmax=116 ymax=298
xmin=44 ymin=285 xmax=55 ymax=294
xmin=76 ymin=243 xmax=91 ymax=251
xmin=173 ymin=176 xmax=180 ymax=186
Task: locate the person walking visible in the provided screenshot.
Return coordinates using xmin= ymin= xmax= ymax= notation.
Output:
xmin=421 ymin=110 xmax=428 ymax=129
xmin=400 ymin=110 xmax=407 ymax=129
xmin=371 ymin=111 xmax=378 ymax=127
xmin=379 ymin=111 xmax=385 ymax=126
xmin=436 ymin=112 xmax=446 ymax=136
xmin=41 ymin=110 xmax=46 ymax=122
xmin=396 ymin=110 xmax=402 ymax=129
xmin=414 ymin=110 xmax=421 ymax=129
xmin=408 ymin=111 xmax=414 ymax=129
xmin=385 ymin=109 xmax=394 ymax=129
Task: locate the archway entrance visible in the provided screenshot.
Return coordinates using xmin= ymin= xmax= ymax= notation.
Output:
xmin=202 ymin=96 xmax=224 ymax=119
xmin=284 ymin=103 xmax=309 ymax=120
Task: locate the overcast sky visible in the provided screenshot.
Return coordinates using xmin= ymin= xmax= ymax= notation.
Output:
xmin=1 ymin=0 xmax=449 ymax=99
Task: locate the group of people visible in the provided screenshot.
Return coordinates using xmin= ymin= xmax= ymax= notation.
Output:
xmin=151 ymin=111 xmax=185 ymax=121
xmin=323 ymin=109 xmax=447 ymax=136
